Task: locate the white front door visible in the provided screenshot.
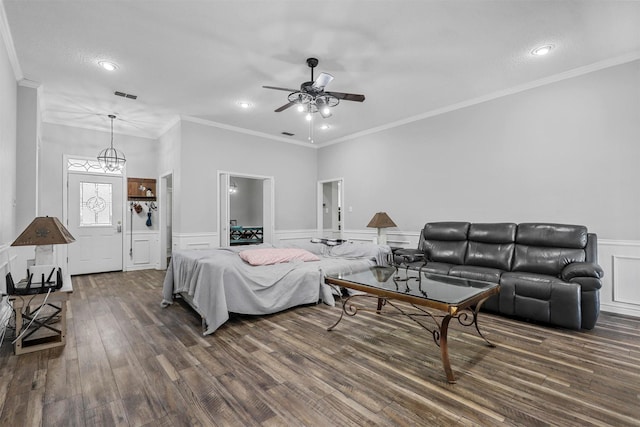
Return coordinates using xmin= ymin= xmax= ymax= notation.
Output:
xmin=67 ymin=173 xmax=124 ymax=275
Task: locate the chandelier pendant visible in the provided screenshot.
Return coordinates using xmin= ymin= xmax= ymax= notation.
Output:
xmin=97 ymin=114 xmax=126 ymax=172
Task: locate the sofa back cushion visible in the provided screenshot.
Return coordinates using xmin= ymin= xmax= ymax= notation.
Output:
xmin=465 ymin=223 xmax=516 ymax=270
xmin=420 ymin=222 xmax=469 ymax=265
xmin=513 ymin=223 xmax=587 ymax=275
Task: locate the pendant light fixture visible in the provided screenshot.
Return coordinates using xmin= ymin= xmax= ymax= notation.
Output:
xmin=97 ymin=114 xmax=126 ymax=172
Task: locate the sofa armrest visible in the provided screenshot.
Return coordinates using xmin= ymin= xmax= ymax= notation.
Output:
xmin=392 ymin=248 xmax=425 ymax=264
xmin=562 ymin=263 xmax=603 ymax=329
xmin=561 ymin=262 xmax=604 ymax=281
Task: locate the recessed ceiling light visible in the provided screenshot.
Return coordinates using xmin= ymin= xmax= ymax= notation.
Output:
xmin=238 ymin=101 xmax=252 ymax=109
xmin=320 ymin=124 xmax=330 ymax=130
xmin=531 ymin=44 xmax=554 ymax=56
xmin=98 ymin=61 xmax=118 ymax=71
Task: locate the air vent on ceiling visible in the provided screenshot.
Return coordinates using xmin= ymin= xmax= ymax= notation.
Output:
xmin=281 ymin=132 xmax=295 ymax=136
xmin=114 ymin=91 xmax=138 ymax=100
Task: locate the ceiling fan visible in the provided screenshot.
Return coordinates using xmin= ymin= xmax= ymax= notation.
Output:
xmin=263 ymin=57 xmax=365 ymax=119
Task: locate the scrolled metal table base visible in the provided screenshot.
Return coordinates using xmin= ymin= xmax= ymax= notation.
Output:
xmin=327 ymin=293 xmax=494 ymax=383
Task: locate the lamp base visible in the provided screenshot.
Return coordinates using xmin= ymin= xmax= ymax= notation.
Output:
xmin=377 ymin=228 xmax=388 ymax=245
xmin=35 ymin=245 xmax=54 ymax=265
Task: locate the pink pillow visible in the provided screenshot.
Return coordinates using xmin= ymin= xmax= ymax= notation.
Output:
xmin=239 ymin=248 xmax=320 ymax=266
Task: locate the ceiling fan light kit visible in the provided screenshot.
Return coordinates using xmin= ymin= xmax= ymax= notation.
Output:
xmin=263 ymin=57 xmax=365 ymax=142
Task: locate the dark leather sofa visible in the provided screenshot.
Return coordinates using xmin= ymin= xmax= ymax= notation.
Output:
xmin=393 ymin=222 xmax=604 ymax=330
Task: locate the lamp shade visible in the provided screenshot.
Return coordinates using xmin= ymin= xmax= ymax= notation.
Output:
xmin=366 ymin=212 xmax=397 ymax=229
xmin=11 ymin=216 xmax=75 ymax=246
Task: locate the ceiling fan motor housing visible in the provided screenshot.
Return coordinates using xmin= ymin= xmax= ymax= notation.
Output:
xmin=301 ymin=81 xmax=320 ymax=94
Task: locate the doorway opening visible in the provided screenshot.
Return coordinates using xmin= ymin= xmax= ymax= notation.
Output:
xmin=317 ymin=178 xmax=344 ymax=239
xmin=218 ymin=172 xmax=274 ymax=247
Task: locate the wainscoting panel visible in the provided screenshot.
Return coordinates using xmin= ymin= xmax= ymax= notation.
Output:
xmin=612 ymin=255 xmax=640 ymax=305
xmin=0 ymin=244 xmax=16 ymax=338
xmin=133 ymin=239 xmax=151 ymax=265
xmin=173 ymin=232 xmax=218 ymax=251
xmin=125 ymin=231 xmax=159 ymax=271
xmin=342 ymin=230 xmax=418 ymax=248
xmin=0 ymin=244 xmax=16 ymax=295
xmin=598 ymin=239 xmax=640 ymax=318
xmin=274 ymin=229 xmax=317 ymax=245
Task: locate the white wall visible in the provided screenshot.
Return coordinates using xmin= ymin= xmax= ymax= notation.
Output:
xmin=319 ymin=59 xmax=640 ymax=241
xmin=0 ymin=7 xmax=18 ymax=298
xmin=178 ymin=120 xmax=317 ymax=236
xmin=157 ymin=120 xmax=181 ymax=254
xmin=15 ymin=83 xmax=39 ymax=234
xmin=0 ymin=12 xmax=16 ymax=247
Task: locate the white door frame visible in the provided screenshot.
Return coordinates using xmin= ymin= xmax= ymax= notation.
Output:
xmin=62 ymin=154 xmax=127 ymax=273
xmin=159 ymin=170 xmax=173 ymax=270
xmin=217 ymin=171 xmax=274 ymax=247
xmin=317 ymin=177 xmax=344 ymax=238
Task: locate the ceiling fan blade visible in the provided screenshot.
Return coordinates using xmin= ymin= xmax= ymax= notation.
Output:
xmin=263 ymin=85 xmax=298 ymax=92
xmin=275 ymin=101 xmax=296 ymax=112
xmin=326 ymin=91 xmax=365 ymax=102
xmin=312 ymin=72 xmax=334 ymax=90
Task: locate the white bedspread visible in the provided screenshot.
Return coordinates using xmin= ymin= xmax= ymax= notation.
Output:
xmin=162 ymin=242 xmax=390 ymax=335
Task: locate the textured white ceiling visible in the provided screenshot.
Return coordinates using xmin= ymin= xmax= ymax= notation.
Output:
xmin=4 ymin=0 xmax=640 ymax=144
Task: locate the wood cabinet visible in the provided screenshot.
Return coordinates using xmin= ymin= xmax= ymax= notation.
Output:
xmin=127 ymin=178 xmax=156 ymax=201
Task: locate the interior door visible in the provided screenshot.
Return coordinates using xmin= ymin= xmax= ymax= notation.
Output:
xmin=67 ymin=173 xmax=124 ymax=275
xmin=318 ymin=179 xmax=343 ymax=238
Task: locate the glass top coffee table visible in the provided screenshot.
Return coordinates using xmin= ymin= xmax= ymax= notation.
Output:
xmin=324 ymin=266 xmax=500 ymax=383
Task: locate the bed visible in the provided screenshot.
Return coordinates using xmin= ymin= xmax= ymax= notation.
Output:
xmin=161 ymin=240 xmax=391 ymax=334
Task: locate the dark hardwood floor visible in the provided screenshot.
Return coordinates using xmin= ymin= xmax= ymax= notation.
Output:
xmin=1 ymin=269 xmax=639 ymax=426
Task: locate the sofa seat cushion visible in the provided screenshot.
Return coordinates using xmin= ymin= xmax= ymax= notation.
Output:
xmin=448 ymin=265 xmax=503 ymax=283
xmin=500 ymin=272 xmax=581 ymax=329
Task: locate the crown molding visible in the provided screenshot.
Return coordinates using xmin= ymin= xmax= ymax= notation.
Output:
xmin=319 ymin=51 xmax=640 ymax=148
xmin=181 ymin=115 xmax=318 ymax=149
xmin=42 ymin=116 xmax=157 ymax=140
xmin=0 ymin=0 xmax=23 ymax=81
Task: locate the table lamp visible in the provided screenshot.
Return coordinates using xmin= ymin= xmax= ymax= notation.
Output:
xmin=11 ymin=216 xmax=76 ymax=265
xmin=366 ymin=212 xmax=397 ymax=245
